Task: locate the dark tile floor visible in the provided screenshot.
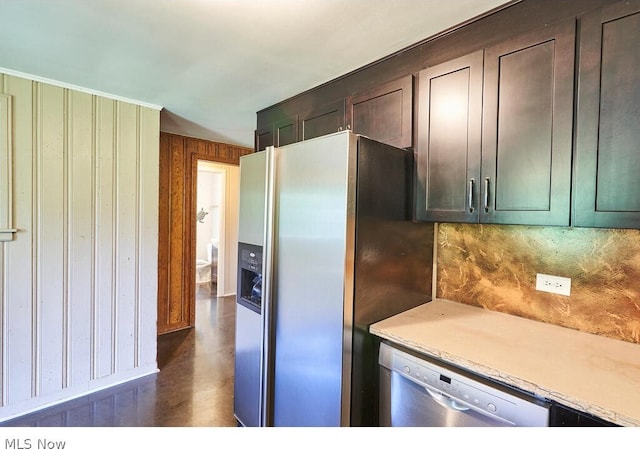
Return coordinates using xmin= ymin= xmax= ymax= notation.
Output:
xmin=1 ymin=284 xmax=237 ymax=427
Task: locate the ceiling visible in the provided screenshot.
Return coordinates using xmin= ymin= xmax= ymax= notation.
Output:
xmin=0 ymin=0 xmax=510 ymax=148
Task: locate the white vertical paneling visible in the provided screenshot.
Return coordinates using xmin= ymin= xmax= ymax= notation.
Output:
xmin=137 ymin=107 xmax=159 ymax=369
xmin=67 ymin=90 xmax=94 ymax=387
xmin=0 ymin=92 xmax=15 ymax=242
xmin=0 ymin=212 xmax=2 ymax=406
xmin=0 ymin=71 xmax=159 ymax=421
xmin=115 ymin=102 xmax=138 ymax=371
xmin=0 ymin=74 xmax=4 ymax=406
xmin=94 ymin=97 xmax=116 ymax=379
xmin=37 ymin=83 xmax=66 ymax=396
xmin=3 ymin=75 xmax=35 ymax=406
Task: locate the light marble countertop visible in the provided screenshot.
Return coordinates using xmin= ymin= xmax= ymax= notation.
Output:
xmin=369 ymin=298 xmax=640 ymax=426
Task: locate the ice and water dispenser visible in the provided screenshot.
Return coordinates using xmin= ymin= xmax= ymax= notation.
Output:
xmin=237 ymin=243 xmax=263 ymax=314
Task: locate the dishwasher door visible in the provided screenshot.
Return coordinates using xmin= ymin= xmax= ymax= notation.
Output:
xmin=378 ymin=342 xmax=550 ymax=427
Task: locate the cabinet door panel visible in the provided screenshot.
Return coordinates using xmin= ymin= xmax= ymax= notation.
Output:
xmin=575 ymin=1 xmax=640 ymax=228
xmin=495 ymin=41 xmax=554 ymax=211
xmin=275 ymin=116 xmax=298 ymax=147
xmin=346 ymin=75 xmax=413 ymax=148
xmin=481 ymin=20 xmax=574 ymax=225
xmin=300 ymin=99 xmax=345 ymax=141
xmin=255 ymin=125 xmax=274 ymax=152
xmin=416 ymin=51 xmax=483 ymax=222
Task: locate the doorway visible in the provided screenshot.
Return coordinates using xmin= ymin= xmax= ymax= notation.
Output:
xmin=157 ymin=132 xmax=250 ymax=335
xmin=192 ymin=159 xmax=241 ymax=304
xmin=195 ymin=161 xmax=224 ymax=296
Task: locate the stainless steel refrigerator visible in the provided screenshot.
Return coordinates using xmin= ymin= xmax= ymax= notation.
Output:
xmin=234 ymin=130 xmax=433 ymax=427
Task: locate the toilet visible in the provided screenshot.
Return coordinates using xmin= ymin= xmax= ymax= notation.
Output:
xmin=196 ymin=241 xmax=218 ymax=284
xmin=195 ymin=259 xmax=211 ymax=284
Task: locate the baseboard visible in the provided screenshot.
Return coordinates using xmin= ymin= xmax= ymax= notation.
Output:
xmin=0 ymin=365 xmax=159 ymax=423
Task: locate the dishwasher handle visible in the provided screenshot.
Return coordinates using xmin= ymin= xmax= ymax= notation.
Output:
xmin=420 ymin=380 xmax=515 ymax=426
xmin=424 ymin=386 xmax=470 ymax=412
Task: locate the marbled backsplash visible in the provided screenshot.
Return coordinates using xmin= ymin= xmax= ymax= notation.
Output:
xmin=436 ymin=223 xmax=640 ymax=344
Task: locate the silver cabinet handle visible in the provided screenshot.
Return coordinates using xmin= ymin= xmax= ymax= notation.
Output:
xmin=484 ymin=177 xmax=490 ymax=213
xmin=468 ymin=178 xmax=475 ymax=213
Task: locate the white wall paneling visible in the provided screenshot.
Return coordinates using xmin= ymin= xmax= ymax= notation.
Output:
xmin=0 ymin=94 xmax=16 ymax=242
xmin=0 ymin=72 xmax=160 ymax=420
xmin=95 ymin=96 xmax=116 ymax=380
xmin=137 ymin=105 xmax=160 ymax=371
xmin=2 ymin=75 xmax=34 ymax=409
xmin=67 ymin=90 xmax=94 ymax=390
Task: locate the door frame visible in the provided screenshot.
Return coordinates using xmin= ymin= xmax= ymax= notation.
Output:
xmin=157 ymin=132 xmax=253 ymax=335
xmin=188 ymin=154 xmax=228 ymax=325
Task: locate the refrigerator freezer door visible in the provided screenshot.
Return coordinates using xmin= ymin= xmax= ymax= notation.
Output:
xmin=234 ymin=303 xmax=263 ymax=427
xmin=234 ymin=147 xmax=275 ymax=427
xmin=272 ymin=131 xmax=357 ymax=426
xmin=238 ymin=149 xmax=269 ymax=247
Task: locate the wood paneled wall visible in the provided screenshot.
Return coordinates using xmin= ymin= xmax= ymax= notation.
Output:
xmin=157 ymin=133 xmax=252 ymax=334
xmin=0 ymin=72 xmax=160 ymax=420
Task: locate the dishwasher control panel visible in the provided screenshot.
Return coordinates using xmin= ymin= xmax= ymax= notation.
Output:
xmin=379 ymin=342 xmax=550 ymax=426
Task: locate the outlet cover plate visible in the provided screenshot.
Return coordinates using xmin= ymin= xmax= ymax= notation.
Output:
xmin=536 ymin=273 xmax=571 ymax=296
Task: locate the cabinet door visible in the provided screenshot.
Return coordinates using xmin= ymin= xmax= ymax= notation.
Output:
xmin=481 ymin=20 xmax=575 ymax=226
xmin=416 ymin=51 xmax=483 ymax=223
xmin=255 ymin=116 xmax=298 ymax=151
xmin=574 ymin=1 xmax=640 ymax=228
xmin=299 ymin=99 xmax=345 ymax=141
xmin=274 ymin=116 xmax=298 ymax=147
xmin=255 ymin=125 xmax=274 ymax=152
xmin=346 ymin=75 xmax=413 ymax=148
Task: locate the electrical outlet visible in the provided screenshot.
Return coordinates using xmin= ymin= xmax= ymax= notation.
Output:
xmin=536 ymin=273 xmax=571 ymax=296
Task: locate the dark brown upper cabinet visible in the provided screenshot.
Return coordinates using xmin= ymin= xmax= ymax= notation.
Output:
xmin=481 ymin=19 xmax=575 ymax=226
xmin=299 ymin=99 xmax=346 ymax=141
xmin=255 ymin=125 xmax=274 ymax=152
xmin=346 ymin=75 xmax=413 ymax=149
xmin=416 ymin=51 xmax=483 ymax=223
xmin=574 ymin=0 xmax=640 ymax=228
xmin=254 ymin=99 xmax=345 ymax=150
xmin=255 ymin=116 xmax=297 ymax=152
xmin=416 ymin=20 xmax=575 ymax=226
xmin=275 ymin=116 xmax=298 ymax=147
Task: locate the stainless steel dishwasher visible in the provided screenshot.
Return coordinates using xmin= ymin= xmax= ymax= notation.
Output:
xmin=379 ymin=342 xmax=550 ymax=426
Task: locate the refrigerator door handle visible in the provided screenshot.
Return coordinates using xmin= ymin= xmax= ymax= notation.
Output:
xmin=260 ymin=146 xmax=276 ymax=426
